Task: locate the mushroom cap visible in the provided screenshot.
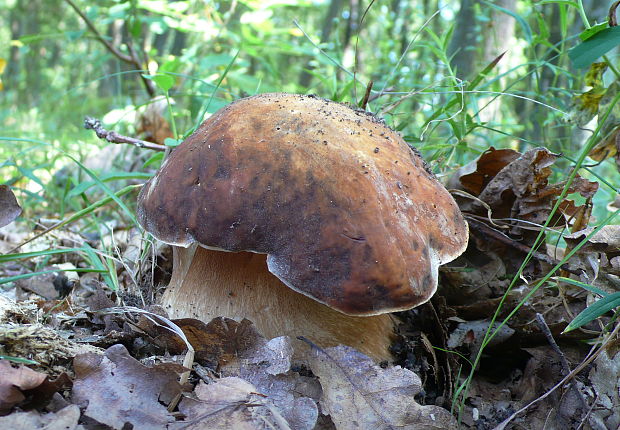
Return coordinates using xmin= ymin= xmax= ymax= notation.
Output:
xmin=137 ymin=93 xmax=468 ymax=315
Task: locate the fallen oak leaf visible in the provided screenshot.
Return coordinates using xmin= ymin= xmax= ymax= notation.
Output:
xmin=72 ymin=344 xmax=186 ymax=430
xmin=564 ymin=225 xmax=620 ymax=254
xmin=448 ymin=147 xmax=520 ymax=197
xmin=587 ymin=343 xmax=620 ymax=429
xmin=175 ymin=377 xmax=292 ymax=430
xmin=306 ymin=343 xmax=457 ymax=430
xmin=0 ymin=360 xmax=47 ymax=415
xmin=138 ymin=316 xmax=320 ymax=428
xmin=220 ymin=335 xmax=320 ymax=430
xmin=135 ymin=316 xmax=261 ymax=367
xmin=0 ymin=185 xmax=22 ymax=228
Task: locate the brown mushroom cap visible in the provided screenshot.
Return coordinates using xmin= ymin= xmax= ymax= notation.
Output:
xmin=137 ymin=93 xmax=468 ymax=315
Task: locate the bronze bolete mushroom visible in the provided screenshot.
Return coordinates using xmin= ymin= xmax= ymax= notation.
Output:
xmin=137 ymin=93 xmax=468 ymax=361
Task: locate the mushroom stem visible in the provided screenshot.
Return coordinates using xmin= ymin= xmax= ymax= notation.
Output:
xmin=161 ymin=245 xmax=395 ymax=362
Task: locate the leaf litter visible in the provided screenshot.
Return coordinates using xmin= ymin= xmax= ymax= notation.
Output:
xmin=0 ymin=143 xmax=619 ymax=429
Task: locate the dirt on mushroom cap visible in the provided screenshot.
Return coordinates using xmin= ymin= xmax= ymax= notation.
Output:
xmin=137 ymin=93 xmax=468 ymax=315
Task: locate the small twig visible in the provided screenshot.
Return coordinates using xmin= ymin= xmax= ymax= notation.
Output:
xmin=359 ymin=80 xmax=373 ymax=110
xmin=84 ymin=117 xmax=166 ymax=152
xmin=466 ymin=217 xmax=582 ymax=276
xmin=535 ymin=313 xmax=589 ymax=412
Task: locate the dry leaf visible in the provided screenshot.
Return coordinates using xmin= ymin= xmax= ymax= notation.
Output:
xmin=0 ymin=404 xmax=81 ymax=430
xmin=137 ymin=317 xmax=262 ymax=366
xmin=447 ymin=320 xmax=514 ymax=359
xmin=0 ymin=361 xmax=47 ymax=415
xmin=564 ymin=225 xmax=620 ymax=253
xmin=221 ymin=335 xmax=320 ymax=430
xmin=72 ymin=344 xmax=185 ymax=430
xmin=135 ymin=97 xmax=175 ymax=145
xmin=589 ymin=125 xmax=620 ymax=162
xmin=476 ymin=147 xmax=558 ymax=218
xmin=587 ymin=342 xmax=620 ymax=429
xmin=449 ymin=147 xmax=520 ymax=196
xmin=175 ymin=377 xmax=291 ymax=430
xmin=565 ymin=225 xmax=620 ymax=275
xmin=0 ymin=185 xmax=22 ymax=228
xmin=307 ymin=344 xmax=457 ymax=430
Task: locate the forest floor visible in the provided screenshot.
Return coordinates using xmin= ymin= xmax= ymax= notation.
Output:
xmin=1 ymin=145 xmax=619 ymax=429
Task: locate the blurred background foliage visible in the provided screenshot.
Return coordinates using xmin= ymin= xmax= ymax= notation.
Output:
xmin=0 ymin=0 xmax=618 ymax=225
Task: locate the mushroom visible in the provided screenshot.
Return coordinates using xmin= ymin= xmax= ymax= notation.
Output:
xmin=137 ymin=93 xmax=468 ymax=361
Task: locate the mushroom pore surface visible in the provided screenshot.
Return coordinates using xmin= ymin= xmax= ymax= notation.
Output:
xmin=138 ymin=93 xmax=469 ymax=315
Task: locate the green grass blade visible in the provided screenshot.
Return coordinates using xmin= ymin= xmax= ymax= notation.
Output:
xmin=0 ymin=268 xmax=107 ymax=285
xmin=0 ymin=248 xmax=85 ymax=263
xmin=564 ymin=293 xmax=620 ymax=332
xmin=554 ymin=276 xmax=610 ymax=297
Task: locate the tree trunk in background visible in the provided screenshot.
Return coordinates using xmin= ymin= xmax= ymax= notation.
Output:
xmin=170 ymin=31 xmax=187 ymax=56
xmin=6 ymin=3 xmax=22 ymax=88
xmin=447 ymin=0 xmax=478 ymax=80
xmin=478 ymin=0 xmax=516 ymax=134
xmin=98 ymin=20 xmax=124 ymax=98
xmin=24 ymin=0 xmax=43 ymax=104
xmin=482 ymin=0 xmax=516 ymax=63
xmin=7 ymin=0 xmax=43 ymax=104
xmin=299 ymin=0 xmax=345 ymax=88
xmin=343 ymin=0 xmax=359 ymax=51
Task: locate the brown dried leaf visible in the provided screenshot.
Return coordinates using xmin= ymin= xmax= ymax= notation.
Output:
xmin=175 ymin=377 xmax=291 ymax=430
xmin=453 ymin=147 xmax=599 ymax=250
xmin=447 ymin=320 xmax=514 ymax=359
xmin=307 ymin=345 xmax=457 ymax=430
xmin=0 ymin=361 xmax=47 ymax=415
xmin=0 ymin=404 xmax=82 ymax=430
xmin=450 ymin=147 xmax=520 ymax=196
xmin=221 ymin=335 xmax=320 ymax=430
xmin=565 ymin=225 xmax=620 ymax=253
xmin=138 ymin=316 xmax=267 ymax=367
xmin=72 ymin=344 xmax=185 ymax=430
xmin=0 ymin=185 xmax=22 ymax=228
xmin=512 ymin=346 xmax=587 ymax=427
xmin=589 ymin=125 xmax=620 ymax=162
xmin=135 ymin=97 xmax=175 ymax=145
xmin=144 ymin=316 xmax=320 ymax=429
xmin=476 ymin=147 xmax=558 ymax=218
xmin=15 ymin=271 xmax=59 ymax=300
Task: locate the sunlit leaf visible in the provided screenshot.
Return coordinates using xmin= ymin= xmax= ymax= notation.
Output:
xmin=143 ymin=73 xmax=175 ymax=92
xmin=569 ymin=26 xmax=620 ymax=68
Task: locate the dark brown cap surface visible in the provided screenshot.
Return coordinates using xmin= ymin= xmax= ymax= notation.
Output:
xmin=137 ymin=93 xmax=468 ymax=315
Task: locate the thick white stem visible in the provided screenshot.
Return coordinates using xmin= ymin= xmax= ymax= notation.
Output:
xmin=161 ymin=245 xmax=395 ymax=361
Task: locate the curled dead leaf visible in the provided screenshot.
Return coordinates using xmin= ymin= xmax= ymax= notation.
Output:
xmin=0 ymin=361 xmax=47 ymax=415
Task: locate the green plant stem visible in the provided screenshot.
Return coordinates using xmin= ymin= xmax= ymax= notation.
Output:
xmin=164 ymin=91 xmax=178 ymax=140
